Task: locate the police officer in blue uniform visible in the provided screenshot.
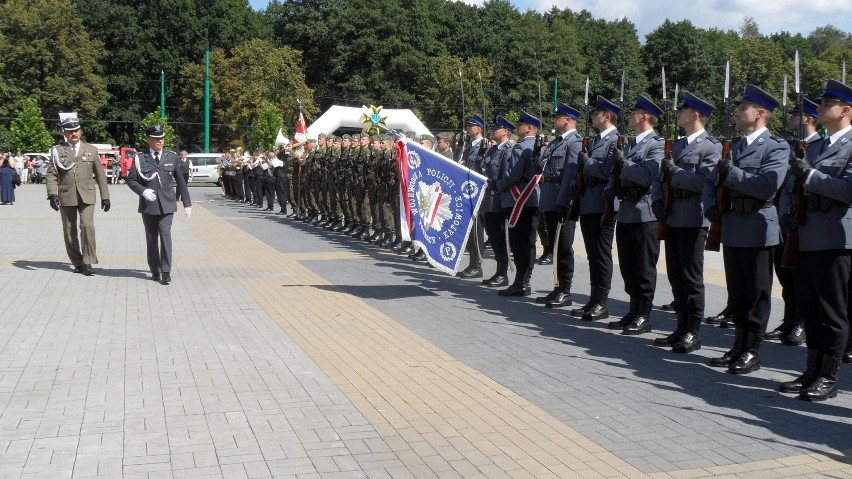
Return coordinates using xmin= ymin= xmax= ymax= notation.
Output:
xmin=571 ymin=96 xmax=620 ymax=320
xmin=495 ymin=111 xmax=541 ymax=296
xmin=481 ymin=116 xmax=515 ymax=287
xmin=536 ymin=105 xmax=573 ymax=269
xmin=604 ymin=95 xmax=664 ymax=335
xmin=126 ymin=124 xmax=192 ymax=285
xmin=537 ymin=103 xmax=584 ymax=308
xmin=459 ymin=115 xmax=489 ymax=279
xmin=652 ymin=92 xmax=721 ymax=353
xmin=703 ymin=84 xmax=789 ymax=374
xmin=778 ymin=80 xmax=852 ymax=401
xmin=766 ymin=97 xmax=821 ymax=346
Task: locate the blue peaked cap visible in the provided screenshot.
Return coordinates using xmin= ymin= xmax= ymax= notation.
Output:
xmin=790 ymin=97 xmax=820 ymax=118
xmin=634 ymin=94 xmax=663 ymax=117
xmin=517 ymin=110 xmax=542 ymax=129
xmin=593 ymin=96 xmax=620 ymax=116
xmin=816 ymin=79 xmax=852 ymax=104
xmin=553 ymin=102 xmax=581 ymax=120
xmin=679 ymin=91 xmax=715 ymax=116
xmin=737 ymin=84 xmax=780 ymax=112
xmin=467 ymin=114 xmax=486 ymax=129
xmin=492 ymin=115 xmax=515 ymax=131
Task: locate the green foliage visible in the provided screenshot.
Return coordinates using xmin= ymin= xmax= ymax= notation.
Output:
xmin=10 ymin=98 xmax=54 ymax=153
xmin=247 ymin=102 xmax=283 ymax=151
xmin=0 ymin=0 xmax=107 ymax=119
xmin=176 ymin=39 xmax=316 ymax=150
xmin=135 ymin=108 xmax=177 ymax=150
xmin=422 ymin=56 xmax=494 ymax=131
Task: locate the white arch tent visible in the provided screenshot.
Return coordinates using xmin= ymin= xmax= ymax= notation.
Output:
xmin=306 ymin=105 xmax=432 ymax=138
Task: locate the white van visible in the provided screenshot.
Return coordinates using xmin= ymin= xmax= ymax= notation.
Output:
xmin=187 ymin=153 xmax=223 ymax=184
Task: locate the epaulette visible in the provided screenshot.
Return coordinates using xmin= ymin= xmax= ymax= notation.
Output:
xmin=653 ymin=135 xmax=664 ymax=141
xmin=769 ymin=135 xmax=786 ymax=143
xmin=705 ymin=135 xmax=720 ymax=144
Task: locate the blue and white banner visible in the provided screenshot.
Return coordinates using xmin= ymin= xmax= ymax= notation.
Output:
xmin=396 ymin=139 xmax=488 ymax=275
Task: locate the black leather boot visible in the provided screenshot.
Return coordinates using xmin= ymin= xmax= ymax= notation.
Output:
xmin=672 ymin=314 xmax=702 ymax=353
xmin=609 ymin=297 xmax=637 ymax=330
xmin=779 ymin=349 xmax=821 ymax=393
xmin=709 ymin=327 xmax=746 ymax=367
xmin=800 ymin=353 xmax=840 ymax=401
xmin=728 ymin=330 xmax=761 ymax=374
xmin=654 ymin=309 xmax=686 ymax=346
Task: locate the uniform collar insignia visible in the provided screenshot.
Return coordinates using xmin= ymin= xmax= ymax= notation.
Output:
xmin=842 ymin=138 xmax=849 ymax=144
xmin=696 ymin=138 xmax=703 ymax=143
xmin=758 ymin=137 xmax=765 ymax=144
xmin=641 ymin=138 xmax=648 ymax=143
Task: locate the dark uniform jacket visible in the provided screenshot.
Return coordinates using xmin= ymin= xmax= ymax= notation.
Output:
xmin=127 ymin=148 xmax=191 ymax=215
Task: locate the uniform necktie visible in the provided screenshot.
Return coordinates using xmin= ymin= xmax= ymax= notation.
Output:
xmin=71 ymin=144 xmax=77 ymax=157
xmin=154 ymin=151 xmax=160 ymax=164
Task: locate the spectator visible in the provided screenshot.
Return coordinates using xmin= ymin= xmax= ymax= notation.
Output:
xmin=20 ymin=156 xmax=30 ymax=184
xmin=32 ymin=156 xmax=44 ymax=184
xmin=1 ymin=153 xmax=16 ymax=205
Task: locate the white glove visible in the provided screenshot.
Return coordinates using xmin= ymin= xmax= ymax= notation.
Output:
xmin=142 ymin=189 xmax=157 ymax=201
xmin=185 ymin=207 xmax=192 ymax=218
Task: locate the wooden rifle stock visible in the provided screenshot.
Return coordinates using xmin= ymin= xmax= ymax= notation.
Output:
xmin=567 ymin=136 xmax=590 ymax=221
xmin=601 ymin=135 xmax=625 ymax=227
xmin=781 ymin=140 xmax=807 ymax=268
xmin=705 ymin=139 xmax=731 ymax=251
xmin=657 ymin=139 xmax=673 ymax=240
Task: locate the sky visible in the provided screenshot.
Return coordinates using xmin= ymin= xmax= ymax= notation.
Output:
xmin=247 ymin=0 xmax=851 ymax=41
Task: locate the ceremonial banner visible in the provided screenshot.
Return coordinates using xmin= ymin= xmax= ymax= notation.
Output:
xmin=396 ymin=139 xmax=488 ymax=275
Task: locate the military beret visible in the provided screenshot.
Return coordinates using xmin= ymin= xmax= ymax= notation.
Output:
xmin=318 ymin=133 xmax=327 ymax=139
xmin=491 ymin=115 xmax=515 ymax=131
xmin=351 ymin=133 xmax=361 ymax=140
xmin=145 ymin=124 xmax=166 ymax=138
xmin=342 ymin=134 xmax=352 ymax=140
xmin=816 ymin=79 xmax=852 ymax=104
xmin=737 ymin=84 xmax=780 ymax=112
xmin=634 ymin=94 xmax=663 ymax=118
xmin=436 ymin=132 xmax=454 ymax=141
xmin=420 ymin=135 xmax=435 ymax=143
xmin=60 ymin=117 xmax=81 ymax=131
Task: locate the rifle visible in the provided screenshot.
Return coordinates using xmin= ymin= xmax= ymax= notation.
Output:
xmin=476 ymin=71 xmax=488 ymax=170
xmin=567 ymin=77 xmax=590 ymax=222
xmin=456 ymin=68 xmax=467 ymax=159
xmin=657 ymin=68 xmax=676 ymax=240
xmin=781 ymin=75 xmax=789 ymax=141
xmin=782 ymin=51 xmax=807 ymax=268
xmin=705 ymin=61 xmax=732 ymax=251
xmin=601 ymin=70 xmax=626 ymax=227
xmin=532 ymin=52 xmax=545 ymax=160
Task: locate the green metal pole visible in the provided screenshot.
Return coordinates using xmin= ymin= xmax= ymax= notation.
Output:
xmin=204 ymin=51 xmax=210 ymax=153
xmin=553 ymin=78 xmax=558 ymax=112
xmin=160 ymin=71 xmax=166 ymax=118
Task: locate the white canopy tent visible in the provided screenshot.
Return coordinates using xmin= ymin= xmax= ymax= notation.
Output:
xmin=306 ymin=105 xmax=432 ymax=138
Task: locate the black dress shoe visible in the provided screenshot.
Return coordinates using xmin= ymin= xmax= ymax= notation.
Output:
xmin=380 ymin=235 xmax=395 ymax=248
xmin=458 ymin=267 xmax=483 ymax=279
xmin=660 ymin=301 xmax=676 ymax=312
xmin=82 ymin=264 xmax=94 ymax=276
xmin=608 ymin=313 xmax=635 ymax=330
xmin=718 ymin=317 xmax=735 ymax=328
xmin=535 ymin=254 xmax=553 ymax=265
xmin=622 ymin=315 xmax=651 ymax=335
xmin=705 ymin=311 xmax=731 ymax=325
xmin=843 ymin=353 xmax=852 ymax=364
xmin=728 ymin=350 xmax=760 ymax=374
xmin=570 ymin=300 xmax=594 ymax=317
xmin=763 ymin=325 xmax=788 ymax=341
xmin=498 ymin=284 xmax=531 ymax=297
xmin=73 ymin=265 xmax=83 ymax=274
xmin=483 ymin=274 xmax=509 ymax=287
xmin=672 ymin=332 xmax=701 ymax=353
xmin=653 ymin=332 xmax=678 ymax=347
xmin=161 ymin=273 xmax=172 ymax=285
xmin=779 ymin=350 xmax=820 ymax=393
xmin=411 ymin=250 xmax=427 ymax=261
xmin=582 ymin=304 xmax=609 ymax=321
xmin=399 ymin=244 xmax=414 ymax=255
xmin=151 ymin=273 xmax=161 ymax=281
xmin=546 ymin=292 xmax=572 ymax=308
xmin=535 ymin=290 xmax=559 ymax=304
xmin=781 ymin=325 xmax=805 ymax=346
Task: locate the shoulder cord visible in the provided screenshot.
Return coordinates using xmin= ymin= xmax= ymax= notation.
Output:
xmin=51 ymin=146 xmax=75 ymax=171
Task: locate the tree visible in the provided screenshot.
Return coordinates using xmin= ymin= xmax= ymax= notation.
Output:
xmin=421 ymin=56 xmax=494 ymax=130
xmin=135 ymin=108 xmax=177 ymax=151
xmin=739 ymin=16 xmax=761 ymax=39
xmin=10 ymin=98 xmax=54 ymax=153
xmin=808 ymin=25 xmax=850 ymax=55
xmin=177 ymin=39 xmax=316 ymax=150
xmin=0 ymin=0 xmax=107 ymax=120
xmin=247 ymin=102 xmax=283 ymax=151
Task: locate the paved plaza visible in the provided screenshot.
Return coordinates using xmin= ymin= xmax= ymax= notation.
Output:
xmin=0 ymin=184 xmax=850 ymax=479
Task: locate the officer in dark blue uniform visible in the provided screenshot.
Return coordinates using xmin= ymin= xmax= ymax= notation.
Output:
xmin=481 ymin=116 xmax=515 ymax=287
xmin=537 ymin=103 xmax=584 ymax=308
xmin=703 ymin=84 xmax=789 ymax=374
xmin=459 ymin=115 xmax=488 ymax=279
xmin=571 ymin=96 xmax=620 ymax=321
xmin=651 ymin=92 xmax=721 ymax=353
xmin=779 ymin=80 xmax=852 ymax=401
xmin=495 ymin=111 xmax=541 ymax=296
xmin=766 ymin=97 xmax=821 ymax=346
